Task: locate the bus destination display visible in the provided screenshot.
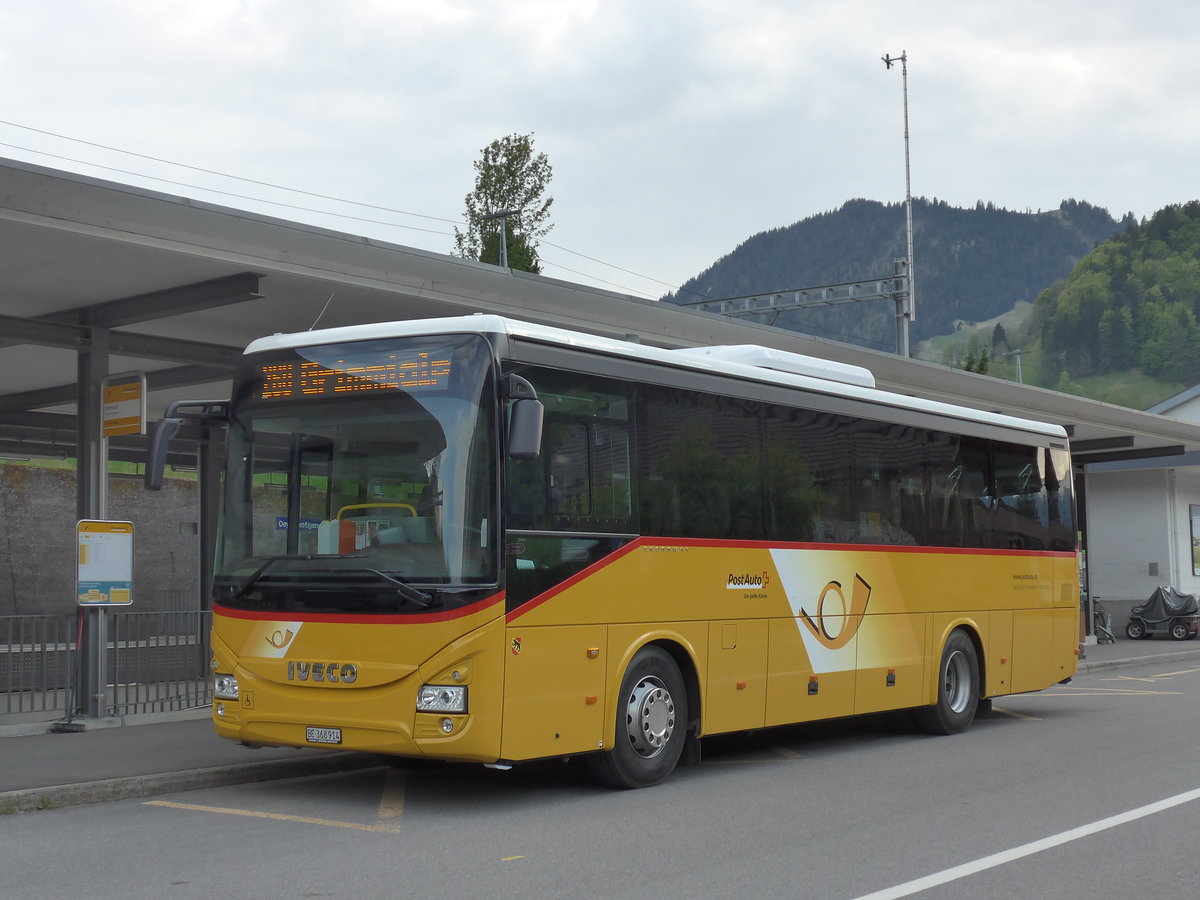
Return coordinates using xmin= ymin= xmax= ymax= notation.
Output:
xmin=258 ymin=352 xmax=452 ymax=400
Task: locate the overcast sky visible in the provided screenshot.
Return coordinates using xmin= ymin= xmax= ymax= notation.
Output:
xmin=1 ymin=0 xmax=1197 ymax=301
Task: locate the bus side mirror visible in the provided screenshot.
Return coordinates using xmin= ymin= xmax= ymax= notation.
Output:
xmin=143 ymin=400 xmax=230 ymax=491
xmin=503 ymin=374 xmax=543 ymax=460
xmin=508 ymin=398 xmax=544 ymax=460
xmin=144 ymin=417 xmax=183 ymax=490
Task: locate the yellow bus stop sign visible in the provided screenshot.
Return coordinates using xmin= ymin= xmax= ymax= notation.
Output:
xmin=77 ymin=520 xmax=134 ymax=606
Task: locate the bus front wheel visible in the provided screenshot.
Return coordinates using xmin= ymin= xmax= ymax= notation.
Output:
xmin=587 ymin=646 xmax=688 ymax=789
xmin=915 ymin=629 xmax=979 ymax=735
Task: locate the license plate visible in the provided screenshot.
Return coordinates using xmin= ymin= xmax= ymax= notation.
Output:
xmin=306 ymin=726 xmax=342 ymax=745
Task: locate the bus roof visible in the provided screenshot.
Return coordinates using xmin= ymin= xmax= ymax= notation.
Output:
xmin=244 ymin=314 xmax=1069 ymax=443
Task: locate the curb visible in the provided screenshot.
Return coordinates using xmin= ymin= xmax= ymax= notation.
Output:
xmin=0 ymin=706 xmax=211 ymax=739
xmin=0 ymin=750 xmax=385 ymax=815
xmin=1077 ymin=648 xmax=1200 ymax=675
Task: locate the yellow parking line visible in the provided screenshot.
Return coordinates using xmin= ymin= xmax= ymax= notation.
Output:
xmin=767 ymin=744 xmax=805 ymax=760
xmin=989 ymin=707 xmax=1039 ymax=720
xmin=704 ymin=754 xmax=798 ymax=766
xmin=1051 ymin=696 xmax=1180 ymax=700
xmin=377 ymin=769 xmax=405 ymax=822
xmin=1047 ymin=690 xmax=1181 ymax=696
xmin=145 ymin=799 xmax=403 ymax=834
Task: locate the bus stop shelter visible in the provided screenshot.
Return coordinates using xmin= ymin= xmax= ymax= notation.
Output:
xmin=4 ymin=156 xmax=1200 ymax=717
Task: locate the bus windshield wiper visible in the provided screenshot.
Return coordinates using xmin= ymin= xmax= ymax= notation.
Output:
xmin=360 ymin=568 xmax=435 ymax=608
xmin=229 ymin=554 xmax=346 ymax=602
xmin=227 ymin=556 xmax=433 ymax=608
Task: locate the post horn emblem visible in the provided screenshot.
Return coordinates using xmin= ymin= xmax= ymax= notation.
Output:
xmin=266 ymin=628 xmax=295 ymax=650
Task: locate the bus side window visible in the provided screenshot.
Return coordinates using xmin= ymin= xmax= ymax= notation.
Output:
xmin=994 ymin=442 xmax=1051 ymax=550
xmin=927 ymin=434 xmax=990 ymax=548
xmin=637 ymin=386 xmax=764 ymax=540
xmin=549 ymin=421 xmax=591 ymax=517
xmin=592 ymin=420 xmax=632 ymax=522
xmin=504 ymin=366 xmax=634 ymax=534
xmin=850 ymin=421 xmax=923 ymax=545
xmin=1044 ymin=448 xmax=1075 ymax=550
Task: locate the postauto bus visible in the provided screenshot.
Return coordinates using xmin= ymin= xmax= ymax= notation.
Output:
xmin=145 ymin=315 xmax=1078 ymax=788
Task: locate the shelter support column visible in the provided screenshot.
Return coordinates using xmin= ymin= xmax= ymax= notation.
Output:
xmin=75 ymin=324 xmax=108 ymax=719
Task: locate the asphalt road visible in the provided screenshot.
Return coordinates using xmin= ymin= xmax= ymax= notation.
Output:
xmin=4 ymin=657 xmax=1200 ymax=900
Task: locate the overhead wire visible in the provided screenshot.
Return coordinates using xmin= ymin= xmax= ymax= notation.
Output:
xmin=0 ymin=119 xmax=923 ymax=352
xmin=0 ymin=139 xmax=459 ymax=239
xmin=0 ymin=119 xmax=687 ymax=296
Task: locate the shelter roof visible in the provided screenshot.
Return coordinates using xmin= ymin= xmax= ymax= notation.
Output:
xmin=2 ymin=156 xmax=1198 ymax=467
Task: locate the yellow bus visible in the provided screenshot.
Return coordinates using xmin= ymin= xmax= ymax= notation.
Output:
xmin=147 ymin=314 xmax=1079 ymax=788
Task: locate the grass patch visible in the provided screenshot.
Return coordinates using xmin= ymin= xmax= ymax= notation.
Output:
xmin=1053 ymin=370 xmax=1183 ymax=410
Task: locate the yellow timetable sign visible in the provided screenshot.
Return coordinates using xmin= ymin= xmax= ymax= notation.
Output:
xmin=77 ymin=520 xmax=134 ymax=607
xmin=103 ymin=373 xmax=146 ymax=437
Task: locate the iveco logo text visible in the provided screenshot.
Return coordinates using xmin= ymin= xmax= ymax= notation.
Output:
xmin=286 ymin=661 xmax=358 ymax=684
xmin=727 ymin=572 xmax=769 ymax=589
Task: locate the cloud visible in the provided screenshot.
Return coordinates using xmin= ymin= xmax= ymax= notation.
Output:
xmin=1 ymin=0 xmax=1198 ymax=296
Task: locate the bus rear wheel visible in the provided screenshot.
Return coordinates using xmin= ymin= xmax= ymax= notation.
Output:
xmin=915 ymin=629 xmax=979 ymax=735
xmin=587 ymin=646 xmax=688 ymax=789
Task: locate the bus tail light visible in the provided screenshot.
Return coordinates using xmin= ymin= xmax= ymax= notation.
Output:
xmin=416 ymin=684 xmax=467 ymax=713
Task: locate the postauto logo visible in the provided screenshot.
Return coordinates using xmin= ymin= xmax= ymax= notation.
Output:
xmin=727 ymin=571 xmax=769 ymax=589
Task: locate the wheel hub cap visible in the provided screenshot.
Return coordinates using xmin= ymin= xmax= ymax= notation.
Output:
xmin=943 ymin=649 xmax=971 ymax=714
xmin=623 ymin=675 xmax=676 ymax=758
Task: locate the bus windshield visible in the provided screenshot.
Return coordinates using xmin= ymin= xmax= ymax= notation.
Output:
xmin=215 ymin=333 xmax=498 ymax=615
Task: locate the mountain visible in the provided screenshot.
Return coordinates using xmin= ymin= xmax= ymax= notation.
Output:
xmin=1033 ymin=201 xmax=1200 ymax=386
xmin=662 ymin=198 xmax=1135 ymax=350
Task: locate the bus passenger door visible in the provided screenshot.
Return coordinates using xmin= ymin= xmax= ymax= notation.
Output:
xmin=704 ymin=620 xmax=768 ymax=734
xmin=988 ymin=610 xmax=1014 ymax=696
xmin=1011 ymin=609 xmax=1057 ymax=693
xmin=500 ymin=624 xmax=607 ymax=761
xmin=765 ymin=618 xmax=858 ymax=726
xmin=853 ymin=613 xmax=926 ymax=715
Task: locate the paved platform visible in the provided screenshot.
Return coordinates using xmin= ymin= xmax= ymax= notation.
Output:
xmin=2 ymin=634 xmax=1198 ymax=813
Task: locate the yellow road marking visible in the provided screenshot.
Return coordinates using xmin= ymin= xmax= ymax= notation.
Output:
xmin=1041 ymin=696 xmax=1180 ymax=700
xmin=767 ymin=744 xmax=804 ymax=760
xmin=1055 ymin=684 xmax=1182 ymax=695
xmin=145 ymin=799 xmax=403 ymax=834
xmin=500 ymin=856 xmax=525 ymax=862
xmin=704 ymin=755 xmax=798 ymax=766
xmin=989 ymin=707 xmax=1039 ymax=720
xmin=377 ymin=769 xmax=405 ymax=822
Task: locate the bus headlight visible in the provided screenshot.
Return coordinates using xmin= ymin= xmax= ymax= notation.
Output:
xmin=416 ymin=684 xmax=467 ymax=713
xmin=213 ymin=673 xmax=240 ymax=701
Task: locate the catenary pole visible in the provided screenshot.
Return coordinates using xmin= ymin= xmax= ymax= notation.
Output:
xmin=883 ymin=51 xmax=914 ymax=356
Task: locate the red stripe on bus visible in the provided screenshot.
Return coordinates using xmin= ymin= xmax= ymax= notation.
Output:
xmin=504 ymin=536 xmax=1074 ymax=622
xmin=213 ymin=592 xmax=504 ymax=625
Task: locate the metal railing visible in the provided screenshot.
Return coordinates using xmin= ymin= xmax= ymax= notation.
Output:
xmin=1 ymin=611 xmax=212 ymax=721
xmin=0 ymin=613 xmax=77 ymax=717
xmin=105 ymin=610 xmax=213 ymax=717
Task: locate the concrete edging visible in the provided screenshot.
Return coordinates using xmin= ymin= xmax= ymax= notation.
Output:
xmin=1 ymin=750 xmax=385 ymax=814
xmin=1076 ymin=647 xmax=1200 ymax=675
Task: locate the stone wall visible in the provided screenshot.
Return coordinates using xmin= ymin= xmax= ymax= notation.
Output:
xmin=0 ymin=463 xmax=201 ymax=616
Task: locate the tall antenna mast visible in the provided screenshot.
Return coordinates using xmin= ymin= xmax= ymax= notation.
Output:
xmin=883 ymin=51 xmax=914 ymax=356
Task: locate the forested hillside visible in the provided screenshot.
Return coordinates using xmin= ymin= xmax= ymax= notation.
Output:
xmin=663 ymin=198 xmax=1133 ymax=349
xmin=1033 ymin=201 xmax=1200 ymax=386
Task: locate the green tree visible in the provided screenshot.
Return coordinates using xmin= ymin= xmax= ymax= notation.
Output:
xmin=452 ymin=133 xmax=554 ymax=273
xmin=991 ymin=322 xmax=1009 ymax=353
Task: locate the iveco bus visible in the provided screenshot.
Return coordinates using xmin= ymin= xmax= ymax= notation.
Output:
xmin=146 ymin=315 xmax=1079 ymax=787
